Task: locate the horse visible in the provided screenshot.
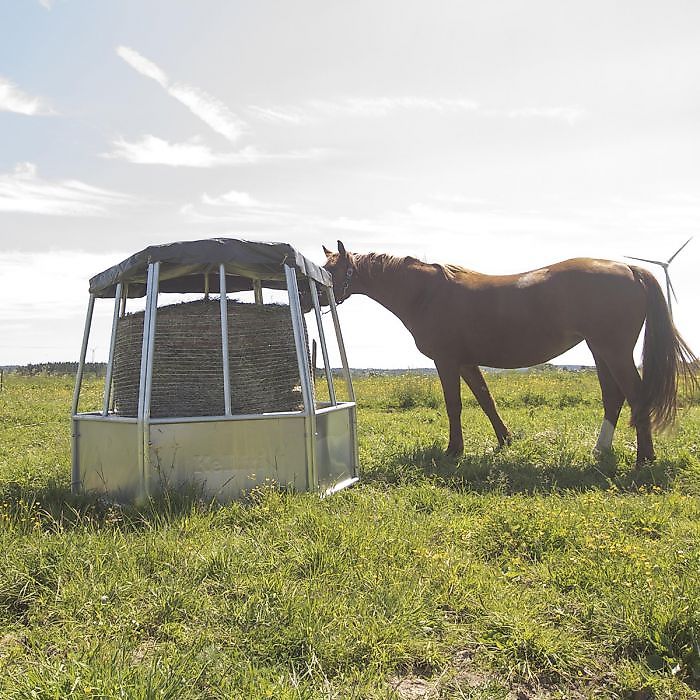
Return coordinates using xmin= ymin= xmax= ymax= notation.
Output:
xmin=314 ymin=241 xmax=697 ymax=466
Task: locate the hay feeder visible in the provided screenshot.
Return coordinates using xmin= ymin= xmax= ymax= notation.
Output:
xmin=71 ymin=239 xmax=358 ymax=502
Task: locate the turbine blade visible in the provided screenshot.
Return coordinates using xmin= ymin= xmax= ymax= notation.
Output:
xmin=625 ymin=255 xmax=666 ymax=267
xmin=667 ymin=236 xmax=693 ymax=264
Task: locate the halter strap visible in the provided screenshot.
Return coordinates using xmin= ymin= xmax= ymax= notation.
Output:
xmin=336 ymin=266 xmax=354 ymax=304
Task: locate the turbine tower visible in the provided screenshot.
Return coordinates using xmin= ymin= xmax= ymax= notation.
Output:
xmin=626 ymin=237 xmax=693 ymax=319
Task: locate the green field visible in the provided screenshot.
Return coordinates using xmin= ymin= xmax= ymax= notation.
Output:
xmin=0 ymin=371 xmax=699 ymax=699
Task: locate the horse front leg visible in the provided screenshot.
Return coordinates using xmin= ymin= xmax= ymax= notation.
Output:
xmin=435 ymin=359 xmax=464 ymax=456
xmin=461 ymin=365 xmax=511 ymax=447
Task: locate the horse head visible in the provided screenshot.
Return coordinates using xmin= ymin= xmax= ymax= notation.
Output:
xmin=298 ymin=240 xmax=356 ymax=313
xmin=323 ymin=240 xmax=356 ymax=305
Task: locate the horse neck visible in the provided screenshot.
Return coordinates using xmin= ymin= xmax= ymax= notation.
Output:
xmin=352 ymin=255 xmax=426 ymax=324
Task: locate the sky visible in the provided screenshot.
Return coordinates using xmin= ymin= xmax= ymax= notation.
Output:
xmin=1 ymin=0 xmax=699 ymax=369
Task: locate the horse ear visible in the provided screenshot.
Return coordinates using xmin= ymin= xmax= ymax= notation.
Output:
xmin=337 ymin=240 xmax=347 ymax=258
xmin=322 ymin=245 xmax=333 ymax=258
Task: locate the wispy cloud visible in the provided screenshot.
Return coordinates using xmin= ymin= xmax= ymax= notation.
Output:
xmin=38 ymin=0 xmax=54 ymax=9
xmin=248 ymin=96 xmax=585 ymax=125
xmin=0 ymin=76 xmax=53 ymax=116
xmin=201 ymin=190 xmax=264 ymax=207
xmin=504 ymin=106 xmax=585 ymax=125
xmin=0 ymin=162 xmax=136 ymax=216
xmin=116 ymin=45 xmax=245 ymax=143
xmin=104 ymin=134 xmax=329 ymax=167
xmin=248 ymin=97 xmax=481 ymax=124
xmin=180 ymin=189 xmax=287 ymax=224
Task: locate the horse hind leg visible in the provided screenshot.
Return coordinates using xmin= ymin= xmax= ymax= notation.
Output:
xmin=589 ymin=348 xmax=625 ymax=456
xmin=589 ymin=343 xmax=655 ymax=465
xmin=461 ymin=365 xmax=512 ymax=447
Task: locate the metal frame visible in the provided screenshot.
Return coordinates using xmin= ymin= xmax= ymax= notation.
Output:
xmin=219 ymin=264 xmax=232 ymax=416
xmin=309 ymin=280 xmax=337 ymax=405
xmin=328 ymin=287 xmax=356 ymax=403
xmin=136 ymin=262 xmax=160 ymax=499
xmin=285 ymin=264 xmax=317 ymax=490
xmin=102 ymin=282 xmax=123 ymax=416
xmin=71 ymin=293 xmax=95 ymax=493
xmin=72 ymin=256 xmax=358 ymax=502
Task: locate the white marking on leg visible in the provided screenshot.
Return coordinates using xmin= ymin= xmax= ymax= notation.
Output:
xmin=594 ymin=418 xmax=615 ymax=454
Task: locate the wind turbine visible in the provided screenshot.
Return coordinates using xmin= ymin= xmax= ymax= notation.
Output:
xmin=626 ymin=237 xmax=693 ymax=319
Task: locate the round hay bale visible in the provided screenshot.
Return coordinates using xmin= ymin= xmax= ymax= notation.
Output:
xmin=112 ymin=299 xmax=307 ymax=417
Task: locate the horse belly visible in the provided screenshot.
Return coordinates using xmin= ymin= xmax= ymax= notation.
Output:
xmin=467 ymin=327 xmax=584 ymax=369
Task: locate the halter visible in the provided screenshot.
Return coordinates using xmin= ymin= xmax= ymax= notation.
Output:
xmin=336 ymin=266 xmax=354 ymax=304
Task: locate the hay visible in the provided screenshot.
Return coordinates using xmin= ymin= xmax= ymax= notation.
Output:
xmin=112 ymin=300 xmax=306 ymax=417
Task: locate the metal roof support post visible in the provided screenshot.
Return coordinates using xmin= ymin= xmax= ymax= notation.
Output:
xmin=328 ymin=286 xmax=358 ymax=477
xmin=219 ymin=264 xmax=232 ymax=416
xmin=285 ymin=265 xmax=317 ymax=492
xmin=137 ymin=263 xmax=160 ymax=501
xmin=254 ymin=279 xmax=263 ymax=305
xmin=309 ymin=281 xmax=337 ymax=405
xmin=328 ymin=288 xmax=355 ymax=403
xmin=119 ymin=285 xmax=128 ymax=317
xmin=71 ymin=293 xmax=95 ymax=494
xmin=102 ymin=283 xmax=123 ymax=417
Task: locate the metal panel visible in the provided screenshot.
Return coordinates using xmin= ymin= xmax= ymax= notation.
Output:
xmin=147 ymin=416 xmax=307 ymax=501
xmin=76 ymin=419 xmax=141 ymax=500
xmin=314 ymin=404 xmax=357 ymax=492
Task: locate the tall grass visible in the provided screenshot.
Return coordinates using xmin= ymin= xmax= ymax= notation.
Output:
xmin=0 ymin=371 xmax=699 ymax=698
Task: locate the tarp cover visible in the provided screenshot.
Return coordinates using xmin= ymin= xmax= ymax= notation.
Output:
xmin=89 ymin=238 xmax=331 ymax=298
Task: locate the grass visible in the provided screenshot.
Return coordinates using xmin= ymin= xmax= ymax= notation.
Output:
xmin=0 ymin=371 xmax=699 ymax=698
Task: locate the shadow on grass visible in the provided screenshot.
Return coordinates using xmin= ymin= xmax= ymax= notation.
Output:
xmin=364 ymin=440 xmax=694 ymax=495
xmin=0 ymin=478 xmax=217 ymax=533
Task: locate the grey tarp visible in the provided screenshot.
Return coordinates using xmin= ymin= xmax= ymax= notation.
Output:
xmin=89 ymin=238 xmax=332 ymax=298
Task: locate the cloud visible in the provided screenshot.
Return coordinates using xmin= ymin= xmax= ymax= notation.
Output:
xmin=0 ymin=76 xmax=53 ymax=116
xmin=38 ymin=0 xmax=54 ymax=8
xmin=505 ymin=106 xmax=586 ymax=125
xmin=248 ymin=96 xmax=585 ymax=126
xmin=0 ymin=162 xmax=136 ymax=216
xmin=201 ymin=190 xmax=264 ymax=207
xmin=248 ymin=97 xmax=481 ymax=124
xmin=104 ymin=134 xmax=329 ymax=167
xmin=116 ymin=45 xmax=245 ymax=143
xmin=116 ymin=46 xmax=168 ymax=87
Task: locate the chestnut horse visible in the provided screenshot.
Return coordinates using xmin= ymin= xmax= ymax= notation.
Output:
xmin=318 ymin=241 xmax=697 ymax=466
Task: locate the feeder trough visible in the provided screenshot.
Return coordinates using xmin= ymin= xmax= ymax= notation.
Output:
xmin=71 ymin=238 xmax=359 ymax=503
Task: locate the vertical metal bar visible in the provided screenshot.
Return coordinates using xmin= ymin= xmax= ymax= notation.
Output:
xmin=219 ymin=264 xmax=232 ymax=416
xmin=120 ymin=284 xmax=128 ymax=317
xmin=137 ymin=263 xmax=159 ymax=500
xmin=254 ymin=279 xmax=263 ymax=305
xmin=102 ymin=283 xmax=123 ymax=416
xmin=71 ymin=293 xmax=95 ymax=494
xmin=286 ymin=266 xmax=317 ymax=491
xmin=328 ymin=287 xmax=356 ymax=403
xmin=72 ymin=294 xmax=96 ymax=416
xmin=310 ymin=281 xmax=337 ymax=405
xmin=204 ymin=272 xmax=210 ymax=301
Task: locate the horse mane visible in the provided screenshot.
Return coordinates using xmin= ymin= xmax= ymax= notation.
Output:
xmin=354 ymin=252 xmax=455 ymax=281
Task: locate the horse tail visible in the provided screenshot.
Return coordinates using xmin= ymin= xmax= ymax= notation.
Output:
xmin=632 ymin=266 xmax=699 ymax=431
